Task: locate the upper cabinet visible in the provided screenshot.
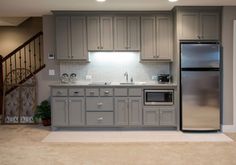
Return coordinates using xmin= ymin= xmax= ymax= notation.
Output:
xmin=141 ymin=14 xmax=173 ymax=61
xmin=87 ymin=16 xmax=113 ymax=51
xmin=114 ymin=16 xmax=140 ymax=51
xmin=56 ymin=16 xmax=88 ymax=60
xmin=177 ymin=7 xmax=221 ymax=40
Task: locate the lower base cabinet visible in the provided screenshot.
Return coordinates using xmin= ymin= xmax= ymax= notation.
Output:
xmin=52 ymin=97 xmax=85 ymax=127
xmin=143 ymin=107 xmax=176 ymax=126
xmin=115 ymin=97 xmax=142 ymax=126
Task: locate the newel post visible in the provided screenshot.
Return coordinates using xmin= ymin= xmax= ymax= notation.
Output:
xmin=0 ymin=55 xmax=3 ymax=116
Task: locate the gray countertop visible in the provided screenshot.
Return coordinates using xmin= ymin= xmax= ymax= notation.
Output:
xmin=50 ymin=81 xmax=177 ymax=87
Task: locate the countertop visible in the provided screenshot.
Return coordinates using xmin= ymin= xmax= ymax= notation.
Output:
xmin=50 ymin=81 xmax=177 ymax=87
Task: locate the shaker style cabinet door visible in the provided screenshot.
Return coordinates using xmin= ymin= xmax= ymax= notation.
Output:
xmin=87 ymin=16 xmax=100 ymax=51
xmin=159 ymin=108 xmax=176 ymax=126
xmin=56 ymin=16 xmax=70 ymax=60
xmin=114 ymin=97 xmax=129 ymax=126
xmin=127 ymin=16 xmax=140 ymax=51
xmin=71 ymin=16 xmax=88 ymax=60
xmin=178 ymin=12 xmax=199 ymax=40
xmin=156 ymin=16 xmax=173 ymax=60
xmin=114 ymin=16 xmax=127 ymax=50
xmin=68 ymin=97 xmax=85 ymax=126
xmin=100 ymin=16 xmax=113 ymax=50
xmin=52 ymin=97 xmax=68 ymax=126
xmin=141 ymin=16 xmax=156 ymax=60
xmin=128 ymin=97 xmax=142 ymax=126
xmin=143 ymin=108 xmax=159 ymax=126
xmin=200 ymin=12 xmax=220 ymax=40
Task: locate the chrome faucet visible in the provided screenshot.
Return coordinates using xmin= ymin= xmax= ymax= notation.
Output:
xmin=124 ymin=72 xmax=128 ymax=82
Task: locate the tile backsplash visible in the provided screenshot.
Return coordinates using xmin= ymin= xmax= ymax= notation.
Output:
xmin=60 ymin=52 xmax=170 ymax=82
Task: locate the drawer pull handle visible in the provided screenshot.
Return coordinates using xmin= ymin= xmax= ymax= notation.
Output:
xmin=97 ymin=103 xmax=103 ymax=106
xmin=104 ymin=91 xmax=109 ymax=94
xmin=97 ymin=117 xmax=103 ymax=121
xmin=90 ymin=91 xmax=95 ymax=94
xmin=57 ymin=91 xmax=62 ymax=94
xmin=74 ymin=91 xmax=79 ymax=94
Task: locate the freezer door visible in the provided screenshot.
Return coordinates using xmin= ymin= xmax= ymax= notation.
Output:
xmin=181 ymin=71 xmax=220 ymax=131
xmin=181 ymin=43 xmax=220 ymax=68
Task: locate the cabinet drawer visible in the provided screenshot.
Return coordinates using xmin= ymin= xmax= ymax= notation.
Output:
xmin=86 ymin=88 xmax=99 ymax=96
xmin=52 ymin=88 xmax=68 ymax=96
xmin=114 ymin=88 xmax=128 ymax=96
xmin=100 ymin=88 xmax=113 ymax=96
xmin=86 ymin=97 xmax=113 ymax=111
xmin=69 ymin=88 xmax=85 ymax=96
xmin=86 ymin=112 xmax=113 ymax=126
xmin=129 ymin=88 xmax=142 ymax=96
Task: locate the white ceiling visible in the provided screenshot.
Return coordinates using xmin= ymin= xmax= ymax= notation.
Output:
xmin=0 ymin=0 xmax=236 ymax=16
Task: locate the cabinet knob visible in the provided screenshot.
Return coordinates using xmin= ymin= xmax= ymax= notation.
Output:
xmin=97 ymin=117 xmax=103 ymax=121
xmin=156 ymin=55 xmax=159 ymax=58
xmin=71 ymin=56 xmax=73 ymax=58
xmin=97 ymin=46 xmax=100 ymax=49
xmin=197 ymin=35 xmax=201 ymax=39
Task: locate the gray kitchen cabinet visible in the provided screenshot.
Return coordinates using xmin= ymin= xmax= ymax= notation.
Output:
xmin=55 ymin=16 xmax=88 ymax=60
xmin=114 ymin=97 xmax=129 ymax=126
xmin=86 ymin=112 xmax=114 ymax=126
xmin=143 ymin=108 xmax=159 ymax=126
xmin=52 ymin=97 xmax=68 ymax=126
xmin=86 ymin=97 xmax=113 ymax=111
xmin=87 ymin=16 xmax=113 ymax=51
xmin=178 ymin=10 xmax=220 ymax=40
xmin=115 ymin=96 xmax=142 ymax=126
xmin=114 ymin=16 xmax=140 ymax=51
xmin=159 ymin=108 xmax=176 ymax=126
xmin=141 ymin=14 xmax=173 ymax=61
xmin=129 ymin=97 xmax=142 ymax=126
xmin=68 ymin=97 xmax=85 ymax=126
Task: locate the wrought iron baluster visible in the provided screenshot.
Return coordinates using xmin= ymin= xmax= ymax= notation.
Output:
xmin=33 ymin=39 xmax=36 ymax=71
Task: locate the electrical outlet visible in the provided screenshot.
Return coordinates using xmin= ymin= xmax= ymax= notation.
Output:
xmin=49 ymin=69 xmax=55 ymax=76
xmin=152 ymin=75 xmax=157 ymax=80
xmin=86 ymin=75 xmax=92 ymax=80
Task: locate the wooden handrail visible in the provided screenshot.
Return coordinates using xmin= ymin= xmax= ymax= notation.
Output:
xmin=2 ymin=31 xmax=43 ymax=62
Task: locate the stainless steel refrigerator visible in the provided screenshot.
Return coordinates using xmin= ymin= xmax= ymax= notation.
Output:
xmin=180 ymin=42 xmax=221 ymax=131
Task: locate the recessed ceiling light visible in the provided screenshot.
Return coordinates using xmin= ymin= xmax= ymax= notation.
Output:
xmin=96 ymin=0 xmax=106 ymax=2
xmin=168 ymin=0 xmax=178 ymax=2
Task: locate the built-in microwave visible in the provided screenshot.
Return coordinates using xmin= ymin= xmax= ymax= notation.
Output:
xmin=144 ymin=89 xmax=174 ymax=106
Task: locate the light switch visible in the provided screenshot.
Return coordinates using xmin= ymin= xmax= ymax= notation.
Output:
xmin=49 ymin=69 xmax=55 ymax=76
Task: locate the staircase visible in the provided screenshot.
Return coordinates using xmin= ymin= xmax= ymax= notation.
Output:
xmin=0 ymin=31 xmax=45 ymax=122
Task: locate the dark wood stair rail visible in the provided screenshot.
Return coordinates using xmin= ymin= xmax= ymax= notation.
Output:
xmin=0 ymin=31 xmax=45 ymax=116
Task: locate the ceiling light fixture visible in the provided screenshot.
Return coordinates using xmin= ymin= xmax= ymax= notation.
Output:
xmin=96 ymin=0 xmax=106 ymax=2
xmin=168 ymin=0 xmax=178 ymax=2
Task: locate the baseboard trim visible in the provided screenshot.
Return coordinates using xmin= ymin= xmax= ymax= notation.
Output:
xmin=222 ymin=125 xmax=236 ymax=132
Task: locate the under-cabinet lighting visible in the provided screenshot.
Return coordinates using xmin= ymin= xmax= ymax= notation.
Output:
xmin=168 ymin=0 xmax=178 ymax=2
xmin=96 ymin=0 xmax=106 ymax=2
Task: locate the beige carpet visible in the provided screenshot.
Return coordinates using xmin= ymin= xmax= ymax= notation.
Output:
xmin=43 ymin=131 xmax=233 ymax=143
xmin=1 ymin=125 xmax=236 ymax=165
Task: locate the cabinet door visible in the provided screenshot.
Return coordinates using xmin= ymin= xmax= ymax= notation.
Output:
xmin=87 ymin=16 xmax=100 ymax=51
xmin=51 ymin=97 xmax=68 ymax=126
xmin=71 ymin=16 xmax=88 ymax=60
xmin=178 ymin=12 xmax=199 ymax=40
xmin=159 ymin=108 xmax=176 ymax=126
xmin=156 ymin=16 xmax=173 ymax=61
xmin=143 ymin=108 xmax=159 ymax=126
xmin=100 ymin=16 xmax=113 ymax=50
xmin=129 ymin=97 xmax=142 ymax=126
xmin=200 ymin=12 xmax=220 ymax=40
xmin=127 ymin=16 xmax=140 ymax=51
xmin=114 ymin=97 xmax=128 ymax=126
xmin=114 ymin=16 xmax=127 ymax=50
xmin=68 ymin=97 xmax=85 ymax=126
xmin=56 ymin=16 xmax=70 ymax=59
xmin=141 ymin=16 xmax=156 ymax=60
